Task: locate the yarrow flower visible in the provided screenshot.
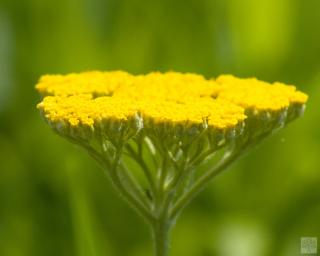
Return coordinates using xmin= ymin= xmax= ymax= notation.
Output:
xmin=36 ymin=71 xmax=308 ymax=256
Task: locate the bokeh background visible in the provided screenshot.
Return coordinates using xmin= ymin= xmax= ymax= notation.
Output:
xmin=0 ymin=0 xmax=319 ymax=255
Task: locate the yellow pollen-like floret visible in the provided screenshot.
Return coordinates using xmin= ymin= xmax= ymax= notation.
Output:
xmin=36 ymin=71 xmax=133 ymax=97
xmin=36 ymin=71 xmax=308 ymax=130
xmin=216 ymin=75 xmax=308 ymax=111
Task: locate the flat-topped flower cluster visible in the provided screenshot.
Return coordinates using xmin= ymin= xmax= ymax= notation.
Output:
xmin=36 ymin=71 xmax=307 ymax=141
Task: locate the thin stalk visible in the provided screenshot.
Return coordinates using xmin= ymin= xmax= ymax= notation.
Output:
xmin=108 ymin=146 xmax=155 ymax=223
xmin=118 ymin=162 xmax=152 ymax=209
xmin=187 ymin=147 xmax=216 ymax=167
xmin=126 ymin=144 xmax=156 ymax=196
xmin=158 ymin=154 xmax=169 ymax=193
xmin=170 ymin=149 xmax=240 ymax=219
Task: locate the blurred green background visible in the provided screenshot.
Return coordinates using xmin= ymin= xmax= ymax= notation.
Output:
xmin=0 ymin=0 xmax=319 ymax=255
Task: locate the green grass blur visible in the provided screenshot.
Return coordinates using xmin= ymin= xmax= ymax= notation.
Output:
xmin=0 ymin=0 xmax=319 ymax=255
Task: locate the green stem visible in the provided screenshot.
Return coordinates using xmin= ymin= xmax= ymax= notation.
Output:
xmin=118 ymin=162 xmax=151 ymax=209
xmin=151 ymin=154 xmax=176 ymax=256
xmin=152 ymin=218 xmax=172 ymax=256
xmin=126 ymin=144 xmax=156 ymax=197
xmin=170 ymin=149 xmax=240 ymax=219
xmin=108 ymin=146 xmax=155 ymax=223
xmin=152 ymin=193 xmax=173 ymax=256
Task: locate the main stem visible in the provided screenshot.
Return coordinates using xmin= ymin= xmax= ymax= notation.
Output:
xmin=151 ymin=152 xmax=175 ymax=256
xmin=152 ymin=218 xmax=172 ymax=256
xmin=104 ymin=141 xmax=241 ymax=256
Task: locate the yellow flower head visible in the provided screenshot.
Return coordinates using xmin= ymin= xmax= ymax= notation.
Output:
xmin=36 ymin=71 xmax=308 ymax=148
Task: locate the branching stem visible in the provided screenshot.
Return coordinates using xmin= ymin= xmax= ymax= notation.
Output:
xmin=126 ymin=144 xmax=156 ymax=197
xmin=170 ymin=149 xmax=240 ymax=220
